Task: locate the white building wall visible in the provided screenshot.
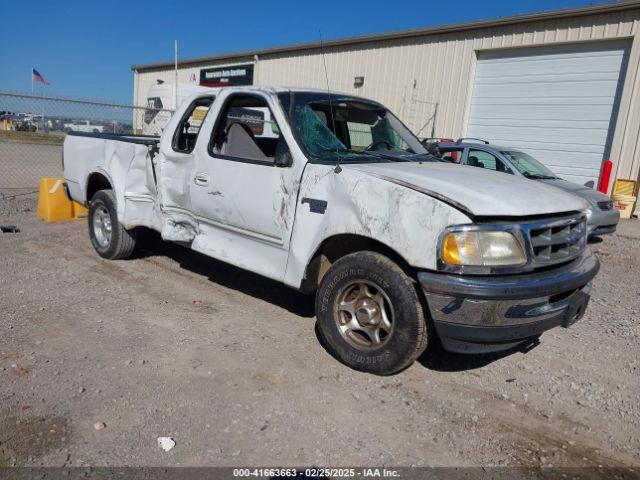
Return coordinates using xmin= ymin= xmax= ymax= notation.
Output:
xmin=135 ymin=8 xmax=640 ymax=190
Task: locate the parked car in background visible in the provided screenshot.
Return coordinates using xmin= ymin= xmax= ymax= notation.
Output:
xmin=64 ymin=120 xmax=104 ymax=134
xmin=15 ymin=119 xmax=37 ymax=132
xmin=426 ymin=138 xmax=620 ymax=236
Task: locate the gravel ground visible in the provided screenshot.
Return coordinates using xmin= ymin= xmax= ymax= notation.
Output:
xmin=1 ymin=197 xmax=639 ymax=468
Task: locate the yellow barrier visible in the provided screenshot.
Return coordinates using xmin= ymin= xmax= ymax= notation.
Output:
xmin=73 ymin=201 xmax=88 ymax=219
xmin=37 ymin=177 xmax=86 ymax=222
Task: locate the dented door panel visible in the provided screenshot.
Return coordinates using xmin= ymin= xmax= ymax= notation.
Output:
xmin=185 ymin=89 xmax=305 ymax=281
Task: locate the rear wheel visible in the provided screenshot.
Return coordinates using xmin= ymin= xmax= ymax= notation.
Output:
xmin=88 ymin=189 xmax=136 ymax=260
xmin=316 ymin=251 xmax=428 ymax=375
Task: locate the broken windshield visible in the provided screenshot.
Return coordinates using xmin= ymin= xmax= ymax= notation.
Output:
xmin=278 ymin=92 xmax=430 ymax=163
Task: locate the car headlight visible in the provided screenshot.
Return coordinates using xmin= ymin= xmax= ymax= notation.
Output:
xmin=441 ymin=230 xmax=526 ymax=267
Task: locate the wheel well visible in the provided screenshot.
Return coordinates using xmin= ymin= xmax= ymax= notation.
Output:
xmin=300 ymin=234 xmax=414 ymax=294
xmin=86 ymin=172 xmax=112 ymax=203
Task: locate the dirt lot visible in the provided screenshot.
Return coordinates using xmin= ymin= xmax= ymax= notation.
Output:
xmin=1 ymin=198 xmax=639 ymax=468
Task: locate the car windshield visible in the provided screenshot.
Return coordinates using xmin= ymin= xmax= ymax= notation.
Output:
xmin=279 ymin=92 xmax=431 ymax=163
xmin=501 ymin=150 xmax=557 ymax=179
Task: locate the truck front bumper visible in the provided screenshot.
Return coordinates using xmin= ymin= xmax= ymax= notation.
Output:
xmin=417 ymin=252 xmax=600 ymax=354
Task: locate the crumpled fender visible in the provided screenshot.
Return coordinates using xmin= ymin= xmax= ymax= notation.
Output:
xmin=283 ymin=163 xmax=471 ymax=288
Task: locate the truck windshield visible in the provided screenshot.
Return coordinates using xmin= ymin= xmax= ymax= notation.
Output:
xmin=280 ymin=92 xmax=429 ymax=163
xmin=501 ymin=151 xmax=558 ymax=179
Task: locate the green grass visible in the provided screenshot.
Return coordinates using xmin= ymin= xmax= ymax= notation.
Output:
xmin=0 ymin=130 xmax=65 ymax=145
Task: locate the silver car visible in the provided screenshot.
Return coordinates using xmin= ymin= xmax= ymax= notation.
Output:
xmin=431 ymin=139 xmax=620 ymax=236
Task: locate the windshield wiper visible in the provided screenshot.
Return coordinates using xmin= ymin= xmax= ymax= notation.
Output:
xmin=319 ymin=146 xmax=366 ymax=155
xmin=524 ymin=173 xmax=557 ymax=180
xmin=404 ymin=152 xmax=443 ymax=162
xmin=319 ymin=146 xmax=405 ymax=162
xmin=360 ymin=150 xmax=410 ymax=162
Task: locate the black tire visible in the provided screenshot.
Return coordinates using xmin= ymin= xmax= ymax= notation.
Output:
xmin=316 ymin=251 xmax=428 ymax=375
xmin=88 ymin=189 xmax=136 ymax=260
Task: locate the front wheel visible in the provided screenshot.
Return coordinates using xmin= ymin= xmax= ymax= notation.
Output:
xmin=88 ymin=189 xmax=137 ymax=260
xmin=316 ymin=251 xmax=428 ymax=375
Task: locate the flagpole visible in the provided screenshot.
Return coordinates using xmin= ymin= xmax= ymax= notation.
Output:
xmin=173 ymin=40 xmax=178 ymax=110
xmin=31 ymin=68 xmax=33 ymax=94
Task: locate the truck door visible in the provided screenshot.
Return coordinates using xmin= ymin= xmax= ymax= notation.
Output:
xmin=157 ymin=96 xmax=215 ymax=241
xmin=188 ymin=91 xmax=302 ymax=281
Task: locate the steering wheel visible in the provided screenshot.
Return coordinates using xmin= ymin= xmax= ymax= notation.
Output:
xmin=364 ymin=141 xmax=392 ymax=152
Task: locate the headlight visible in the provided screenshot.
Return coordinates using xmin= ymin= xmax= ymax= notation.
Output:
xmin=441 ymin=230 xmax=526 ymax=267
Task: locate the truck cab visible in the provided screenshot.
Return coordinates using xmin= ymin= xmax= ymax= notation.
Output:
xmin=63 ymin=86 xmax=599 ymax=375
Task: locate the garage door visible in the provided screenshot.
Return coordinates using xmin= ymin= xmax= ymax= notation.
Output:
xmin=467 ymin=41 xmax=629 ymax=187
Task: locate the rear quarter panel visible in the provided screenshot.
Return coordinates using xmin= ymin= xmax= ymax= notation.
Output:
xmin=63 ymin=135 xmax=157 ymax=226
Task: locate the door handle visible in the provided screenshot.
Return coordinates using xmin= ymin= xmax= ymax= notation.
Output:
xmin=194 ymin=173 xmax=210 ymax=186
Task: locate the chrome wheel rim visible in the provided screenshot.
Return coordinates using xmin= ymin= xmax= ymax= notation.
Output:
xmin=92 ymin=205 xmax=112 ymax=248
xmin=334 ymin=280 xmax=394 ymax=350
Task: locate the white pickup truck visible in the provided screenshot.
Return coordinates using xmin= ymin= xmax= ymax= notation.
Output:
xmin=63 ymin=86 xmax=599 ymax=375
xmin=64 ymin=120 xmax=104 ymax=134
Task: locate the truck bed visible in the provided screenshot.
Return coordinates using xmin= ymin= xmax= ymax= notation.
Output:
xmin=66 ymin=130 xmax=160 ymax=146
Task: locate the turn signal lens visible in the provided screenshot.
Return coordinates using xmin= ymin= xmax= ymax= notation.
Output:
xmin=441 ymin=230 xmax=526 ymax=267
xmin=442 ymin=233 xmax=462 ymax=265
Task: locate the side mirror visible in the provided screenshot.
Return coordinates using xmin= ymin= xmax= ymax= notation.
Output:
xmin=274 ymin=139 xmax=293 ymax=167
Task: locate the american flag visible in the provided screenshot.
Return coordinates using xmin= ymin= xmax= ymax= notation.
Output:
xmin=32 ymin=68 xmax=49 ymax=85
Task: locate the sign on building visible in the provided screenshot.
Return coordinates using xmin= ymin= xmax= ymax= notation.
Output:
xmin=200 ymin=64 xmax=254 ymax=87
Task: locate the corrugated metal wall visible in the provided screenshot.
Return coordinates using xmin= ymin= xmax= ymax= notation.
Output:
xmin=135 ymin=8 xmax=640 ymax=190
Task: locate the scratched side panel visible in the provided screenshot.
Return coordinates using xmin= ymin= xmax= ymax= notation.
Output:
xmin=283 ymin=163 xmax=471 ymax=289
xmin=122 ymin=144 xmax=162 ymax=231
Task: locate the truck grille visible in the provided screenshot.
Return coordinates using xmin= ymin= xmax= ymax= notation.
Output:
xmin=524 ymin=215 xmax=587 ymax=266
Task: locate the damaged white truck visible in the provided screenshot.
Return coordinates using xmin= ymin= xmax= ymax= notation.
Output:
xmin=63 ymin=87 xmax=600 ymax=375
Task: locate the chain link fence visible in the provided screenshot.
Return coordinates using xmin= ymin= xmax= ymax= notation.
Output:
xmin=0 ymin=91 xmax=173 ymax=196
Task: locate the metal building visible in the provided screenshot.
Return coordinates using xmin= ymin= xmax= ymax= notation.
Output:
xmin=132 ymin=1 xmax=640 ymax=193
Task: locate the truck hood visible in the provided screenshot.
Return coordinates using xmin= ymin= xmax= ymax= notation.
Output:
xmin=347 ymin=162 xmax=590 ymax=217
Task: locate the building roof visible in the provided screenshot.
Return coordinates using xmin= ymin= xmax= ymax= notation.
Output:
xmin=131 ymin=0 xmax=640 ymax=71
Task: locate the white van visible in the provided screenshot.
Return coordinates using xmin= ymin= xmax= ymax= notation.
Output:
xmin=142 ymin=83 xmax=211 ymax=136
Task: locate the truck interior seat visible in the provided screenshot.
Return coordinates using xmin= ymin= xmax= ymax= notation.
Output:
xmin=221 ymin=122 xmax=271 ymax=161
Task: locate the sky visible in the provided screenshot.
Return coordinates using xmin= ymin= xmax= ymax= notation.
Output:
xmin=1 ymin=0 xmax=613 ymax=104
